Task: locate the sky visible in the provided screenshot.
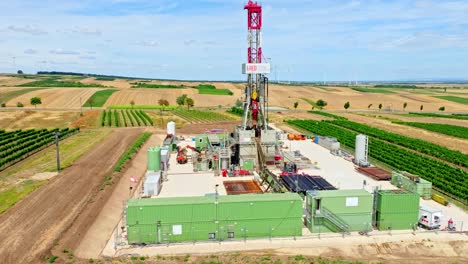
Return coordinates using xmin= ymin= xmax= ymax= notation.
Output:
xmin=0 ymin=0 xmax=467 ymax=81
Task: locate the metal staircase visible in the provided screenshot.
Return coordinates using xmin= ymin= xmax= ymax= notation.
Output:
xmin=315 ymin=206 xmax=350 ymax=234
xmin=255 ymin=138 xmax=286 ymax=192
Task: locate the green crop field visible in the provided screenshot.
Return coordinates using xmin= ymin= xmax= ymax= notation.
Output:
xmin=107 ymin=105 xmax=177 ymax=110
xmin=351 ymin=87 xmax=395 ymax=94
xmin=101 ymin=109 xmax=153 ymax=127
xmin=0 ymin=128 xmax=79 ymax=171
xmin=396 ymin=122 xmax=468 ymax=139
xmin=227 ymin=106 xmax=244 ymax=116
xmin=131 ymin=82 xmax=185 ymax=89
xmin=17 ymin=79 xmax=107 ymax=88
xmin=408 ymin=112 xmax=468 ymax=120
xmin=328 ymin=119 xmax=468 ymax=168
xmin=286 ymin=119 xmax=468 ymax=200
xmin=194 ymin=84 xmax=233 ymax=95
xmin=307 ymin=111 xmax=347 ymax=120
xmin=83 ymin=89 xmax=118 ymax=107
xmin=433 ymin=96 xmax=468 ymax=105
xmin=95 ymin=77 xmax=115 ymax=81
xmin=173 ymin=108 xmax=236 ymax=122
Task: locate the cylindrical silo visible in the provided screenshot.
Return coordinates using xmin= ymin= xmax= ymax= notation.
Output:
xmin=147 ymin=147 xmax=161 ymax=171
xmin=355 ymin=134 xmax=368 ymax=165
xmin=167 ymin=121 xmax=176 ymax=136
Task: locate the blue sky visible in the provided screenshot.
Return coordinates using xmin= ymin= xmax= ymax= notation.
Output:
xmin=0 ymin=0 xmax=467 ymax=81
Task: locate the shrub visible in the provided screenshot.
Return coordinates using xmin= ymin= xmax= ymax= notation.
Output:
xmin=17 ymin=102 xmax=24 ymax=107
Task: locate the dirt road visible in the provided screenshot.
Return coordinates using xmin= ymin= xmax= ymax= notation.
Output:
xmin=0 ymin=129 xmax=143 ymax=263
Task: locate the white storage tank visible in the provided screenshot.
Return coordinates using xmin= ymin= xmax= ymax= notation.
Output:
xmin=143 ymin=171 xmax=162 ymax=197
xmin=167 ymin=121 xmax=176 ymax=136
xmin=355 ymin=134 xmax=368 ymax=166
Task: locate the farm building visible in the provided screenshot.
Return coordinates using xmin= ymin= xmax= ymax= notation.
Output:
xmin=375 ymin=190 xmax=420 ymax=230
xmin=126 ymin=193 xmax=303 ymax=244
xmin=305 ymin=189 xmax=373 ymax=233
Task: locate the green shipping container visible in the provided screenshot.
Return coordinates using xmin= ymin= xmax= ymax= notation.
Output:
xmin=242 ymin=159 xmax=255 ymax=171
xmin=376 ymin=190 xmax=420 ymax=230
xmin=126 ymin=193 xmax=303 ymax=244
xmin=391 ymin=171 xmax=432 ymax=199
xmin=305 ymin=189 xmax=373 ymax=233
xmin=195 ymin=135 xmax=209 ymax=149
xmin=147 ymin=147 xmax=161 ymax=171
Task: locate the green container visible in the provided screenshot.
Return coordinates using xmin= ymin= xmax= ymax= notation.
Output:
xmin=306 ymin=190 xmax=373 ymax=233
xmin=126 ymin=193 xmax=302 ymax=244
xmin=376 ymin=190 xmax=420 ymax=230
xmin=242 ymin=159 xmax=255 ymax=171
xmin=195 ymin=135 xmax=208 ymax=149
xmin=391 ymin=172 xmax=432 ymax=199
xmin=147 ymin=147 xmax=161 ymax=171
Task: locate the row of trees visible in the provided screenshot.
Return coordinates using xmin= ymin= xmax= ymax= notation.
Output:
xmin=298 ymin=99 xmax=446 ymax=111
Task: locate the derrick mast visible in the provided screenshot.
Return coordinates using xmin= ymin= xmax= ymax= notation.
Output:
xmin=242 ymin=0 xmax=270 ymax=132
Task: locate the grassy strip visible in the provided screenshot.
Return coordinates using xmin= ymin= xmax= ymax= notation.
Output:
xmin=0 ymin=88 xmax=47 ymax=104
xmin=307 ymin=111 xmax=348 ymax=120
xmin=139 ymin=110 xmax=154 ymax=125
xmin=301 ymin=98 xmax=322 ymax=109
xmin=126 ymin=110 xmax=135 ymax=126
xmin=351 ymin=87 xmax=395 ymax=94
xmin=395 ymin=122 xmax=468 ymax=139
xmin=114 ymin=132 xmax=152 ymax=172
xmin=17 ymin=79 xmax=107 ymax=88
xmin=433 ymin=95 xmax=468 ymax=105
xmin=95 ymin=77 xmax=115 ymax=81
xmin=101 ymin=110 xmax=106 ymax=126
xmin=130 ymin=110 xmax=141 ymax=126
xmin=122 ymin=110 xmax=128 ymax=127
xmin=131 ymin=83 xmax=185 ymax=89
xmin=108 ymin=105 xmax=178 ymax=110
xmin=0 ymin=180 xmax=47 ymax=215
xmin=408 ymin=112 xmax=468 ymax=120
xmin=107 ymin=110 xmax=112 ymax=127
xmin=193 ymin=84 xmax=233 ymax=95
xmin=82 ymin=89 xmax=118 ymax=107
xmin=374 ymin=84 xmax=419 ymax=89
xmin=113 ymin=110 xmax=120 ymax=127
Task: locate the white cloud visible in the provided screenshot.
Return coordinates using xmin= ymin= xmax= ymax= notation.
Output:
xmin=135 ymin=40 xmax=159 ymax=47
xmin=49 ymin=49 xmax=80 ymax=55
xmin=59 ymin=27 xmax=102 ymax=36
xmin=8 ymin=25 xmax=47 ymax=35
xmin=24 ymin=49 xmax=38 ymax=54
xmin=79 ymin=55 xmax=96 ymax=60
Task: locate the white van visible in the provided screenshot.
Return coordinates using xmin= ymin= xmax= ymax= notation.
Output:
xmin=418 ymin=205 xmax=443 ymax=229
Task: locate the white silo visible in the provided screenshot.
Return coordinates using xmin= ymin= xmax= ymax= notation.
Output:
xmin=167 ymin=121 xmax=176 ymax=136
xmin=355 ymin=134 xmax=368 ymax=166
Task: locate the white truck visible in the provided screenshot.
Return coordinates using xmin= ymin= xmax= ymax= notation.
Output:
xmin=418 ymin=205 xmax=443 ymax=229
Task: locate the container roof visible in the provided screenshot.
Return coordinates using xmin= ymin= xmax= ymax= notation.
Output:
xmin=314 ymin=189 xmax=371 ymax=198
xmin=128 ymin=193 xmax=301 ymax=207
xmin=378 ymin=189 xmax=415 ymax=195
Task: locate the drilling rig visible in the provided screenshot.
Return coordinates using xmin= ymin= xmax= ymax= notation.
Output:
xmin=232 ymin=0 xmax=282 ymax=185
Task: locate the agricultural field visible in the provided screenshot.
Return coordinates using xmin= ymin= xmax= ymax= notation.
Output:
xmin=433 ymin=95 xmax=468 ymax=105
xmin=194 ymin=84 xmax=233 ymax=95
xmin=409 ymin=112 xmax=468 ymax=120
xmin=351 ymin=87 xmax=396 ymax=94
xmin=101 ymin=109 xmax=154 ymax=127
xmin=6 ymin=87 xmax=102 ymax=108
xmin=173 ymin=108 xmax=237 ymax=123
xmin=131 ymin=82 xmax=185 ymax=89
xmin=0 ymin=110 xmax=83 ymax=129
xmin=286 ymin=119 xmax=468 ymax=200
xmin=0 ymin=87 xmax=46 ymax=105
xmin=17 ymin=79 xmax=108 ymax=88
xmin=395 ymin=122 xmax=468 ymax=139
xmin=83 ymin=89 xmax=118 ymax=107
xmin=0 ymin=128 xmax=79 ymax=171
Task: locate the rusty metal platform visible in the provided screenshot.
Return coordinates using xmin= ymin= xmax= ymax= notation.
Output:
xmin=223 ymin=180 xmax=263 ymax=195
xmin=357 ymin=167 xmax=392 ymax=181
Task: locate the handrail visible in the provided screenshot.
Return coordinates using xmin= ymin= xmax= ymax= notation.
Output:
xmin=316 ymin=206 xmax=350 ymax=233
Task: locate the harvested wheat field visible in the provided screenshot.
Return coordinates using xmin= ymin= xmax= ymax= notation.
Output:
xmin=6 ymin=88 xmax=101 ymax=108
xmin=0 ymin=110 xmax=82 ymax=129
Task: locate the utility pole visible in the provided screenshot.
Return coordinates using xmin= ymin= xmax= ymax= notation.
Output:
xmin=80 ymin=97 xmax=83 ymax=116
xmin=53 ymin=131 xmax=61 ymax=172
